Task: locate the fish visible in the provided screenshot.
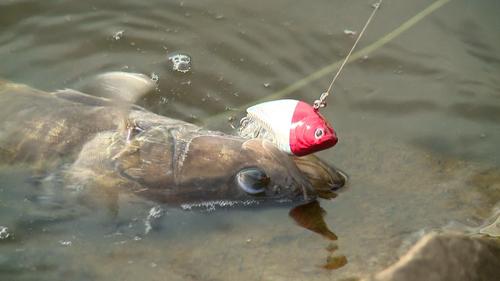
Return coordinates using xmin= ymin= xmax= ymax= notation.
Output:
xmin=239 ymin=99 xmax=338 ymax=156
xmin=0 ymin=72 xmax=347 ymax=206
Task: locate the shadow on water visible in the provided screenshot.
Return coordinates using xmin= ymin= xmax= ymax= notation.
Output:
xmin=289 ymin=200 xmax=348 ymax=270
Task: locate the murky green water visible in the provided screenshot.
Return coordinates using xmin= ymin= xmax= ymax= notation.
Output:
xmin=1 ymin=0 xmax=500 ymax=280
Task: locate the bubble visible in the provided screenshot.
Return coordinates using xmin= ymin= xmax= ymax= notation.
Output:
xmin=343 ymin=29 xmax=357 ymax=36
xmin=59 ymin=240 xmax=72 ymax=246
xmin=0 ymin=226 xmax=10 ymax=240
xmin=150 ymin=206 xmax=163 ymax=218
xmin=150 ymin=72 xmax=159 ymax=82
xmin=113 ymin=30 xmax=124 ymax=40
xmin=180 ymin=199 xmax=259 ymax=211
xmin=159 ymin=96 xmax=169 ymax=104
xmin=168 ymin=52 xmax=192 ymax=73
xmin=144 ymin=206 xmax=165 ymax=234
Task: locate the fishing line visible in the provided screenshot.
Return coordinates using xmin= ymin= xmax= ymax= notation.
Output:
xmin=313 ymin=0 xmax=382 ymax=110
xmin=203 ymin=0 xmax=452 ymax=125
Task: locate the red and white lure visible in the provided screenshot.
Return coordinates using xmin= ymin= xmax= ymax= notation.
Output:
xmin=239 ymin=99 xmax=338 ymax=156
xmin=239 ymin=0 xmax=382 ymax=157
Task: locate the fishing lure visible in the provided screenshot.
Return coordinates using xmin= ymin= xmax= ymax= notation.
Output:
xmin=239 ymin=99 xmax=337 ymax=156
xmin=239 ymin=0 xmax=382 ymax=156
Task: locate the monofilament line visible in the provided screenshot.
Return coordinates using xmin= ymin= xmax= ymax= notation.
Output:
xmin=314 ymin=0 xmax=383 ymax=109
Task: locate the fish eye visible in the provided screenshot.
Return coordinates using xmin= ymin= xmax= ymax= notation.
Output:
xmin=314 ymin=128 xmax=324 ymax=139
xmin=235 ymin=168 xmax=270 ymax=195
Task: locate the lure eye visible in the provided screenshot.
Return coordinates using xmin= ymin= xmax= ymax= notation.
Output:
xmin=235 ymin=168 xmax=270 ymax=195
xmin=314 ymin=128 xmax=324 ymax=139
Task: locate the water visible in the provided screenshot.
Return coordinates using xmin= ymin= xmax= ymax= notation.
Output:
xmin=1 ymin=0 xmax=500 ymax=280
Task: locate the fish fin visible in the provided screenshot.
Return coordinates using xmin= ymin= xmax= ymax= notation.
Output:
xmin=241 ymin=138 xmax=262 ymax=152
xmin=52 ymin=89 xmax=112 ymax=106
xmin=79 ymin=72 xmax=156 ymax=104
xmin=79 ymin=72 xmax=155 ymax=132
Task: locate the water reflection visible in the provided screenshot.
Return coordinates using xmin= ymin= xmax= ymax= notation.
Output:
xmin=289 ymin=200 xmax=348 ymax=270
xmin=289 ymin=200 xmax=337 ymax=241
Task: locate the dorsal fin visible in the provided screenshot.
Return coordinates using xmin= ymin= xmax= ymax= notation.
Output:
xmin=79 ymin=72 xmax=156 ymax=104
xmin=79 ymin=72 xmax=156 ymax=134
xmin=52 ymin=88 xmax=146 ymax=111
xmin=53 ymin=89 xmax=113 ymax=106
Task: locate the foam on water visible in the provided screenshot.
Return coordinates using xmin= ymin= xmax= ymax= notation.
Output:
xmin=0 ymin=226 xmax=10 ymax=240
xmin=180 ymin=199 xmax=260 ymax=211
xmin=168 ymin=52 xmax=192 ymax=73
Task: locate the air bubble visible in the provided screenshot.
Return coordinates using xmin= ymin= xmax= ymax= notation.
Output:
xmin=0 ymin=226 xmax=10 ymax=240
xmin=59 ymin=240 xmax=72 ymax=246
xmin=150 ymin=72 xmax=159 ymax=82
xmin=343 ymin=29 xmax=357 ymax=36
xmin=144 ymin=206 xmax=165 ymax=234
xmin=113 ymin=30 xmax=124 ymax=40
xmin=168 ymin=52 xmax=192 ymax=73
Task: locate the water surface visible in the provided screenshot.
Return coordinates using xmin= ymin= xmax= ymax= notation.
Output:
xmin=1 ymin=0 xmax=500 ymax=280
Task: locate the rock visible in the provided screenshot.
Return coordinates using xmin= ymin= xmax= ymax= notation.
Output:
xmin=371 ymin=233 xmax=500 ymax=281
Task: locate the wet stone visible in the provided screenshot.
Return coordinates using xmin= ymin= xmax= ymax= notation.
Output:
xmin=371 ymin=233 xmax=500 ymax=281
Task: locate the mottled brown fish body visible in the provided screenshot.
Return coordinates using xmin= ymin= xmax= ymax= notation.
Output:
xmin=0 ymin=76 xmax=346 ymax=205
xmin=0 ymin=81 xmax=118 ymax=167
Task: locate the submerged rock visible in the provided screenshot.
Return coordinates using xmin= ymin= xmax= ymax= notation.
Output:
xmin=371 ymin=233 xmax=500 ymax=281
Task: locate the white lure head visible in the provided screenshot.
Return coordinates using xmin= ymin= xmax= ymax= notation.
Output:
xmin=240 ymin=99 xmax=338 ymax=156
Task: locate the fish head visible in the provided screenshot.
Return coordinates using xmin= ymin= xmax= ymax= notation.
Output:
xmin=233 ymin=138 xmax=319 ymax=202
xmin=101 ymin=112 xmax=343 ymax=207
xmin=107 ymin=122 xmax=320 ymax=205
xmin=289 ymin=101 xmax=338 ymax=156
xmin=172 ymin=137 xmax=319 ymax=204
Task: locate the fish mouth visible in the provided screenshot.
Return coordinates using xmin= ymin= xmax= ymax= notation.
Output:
xmin=327 ymin=168 xmax=349 ymax=191
xmin=291 ymin=154 xmax=349 ymax=198
xmin=284 ymin=182 xmax=318 ymax=203
xmin=247 ymin=184 xmax=314 ymax=203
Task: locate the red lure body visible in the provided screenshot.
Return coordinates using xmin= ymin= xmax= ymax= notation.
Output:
xmin=244 ymin=99 xmax=337 ymax=156
xmin=289 ymin=101 xmax=337 ymax=156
